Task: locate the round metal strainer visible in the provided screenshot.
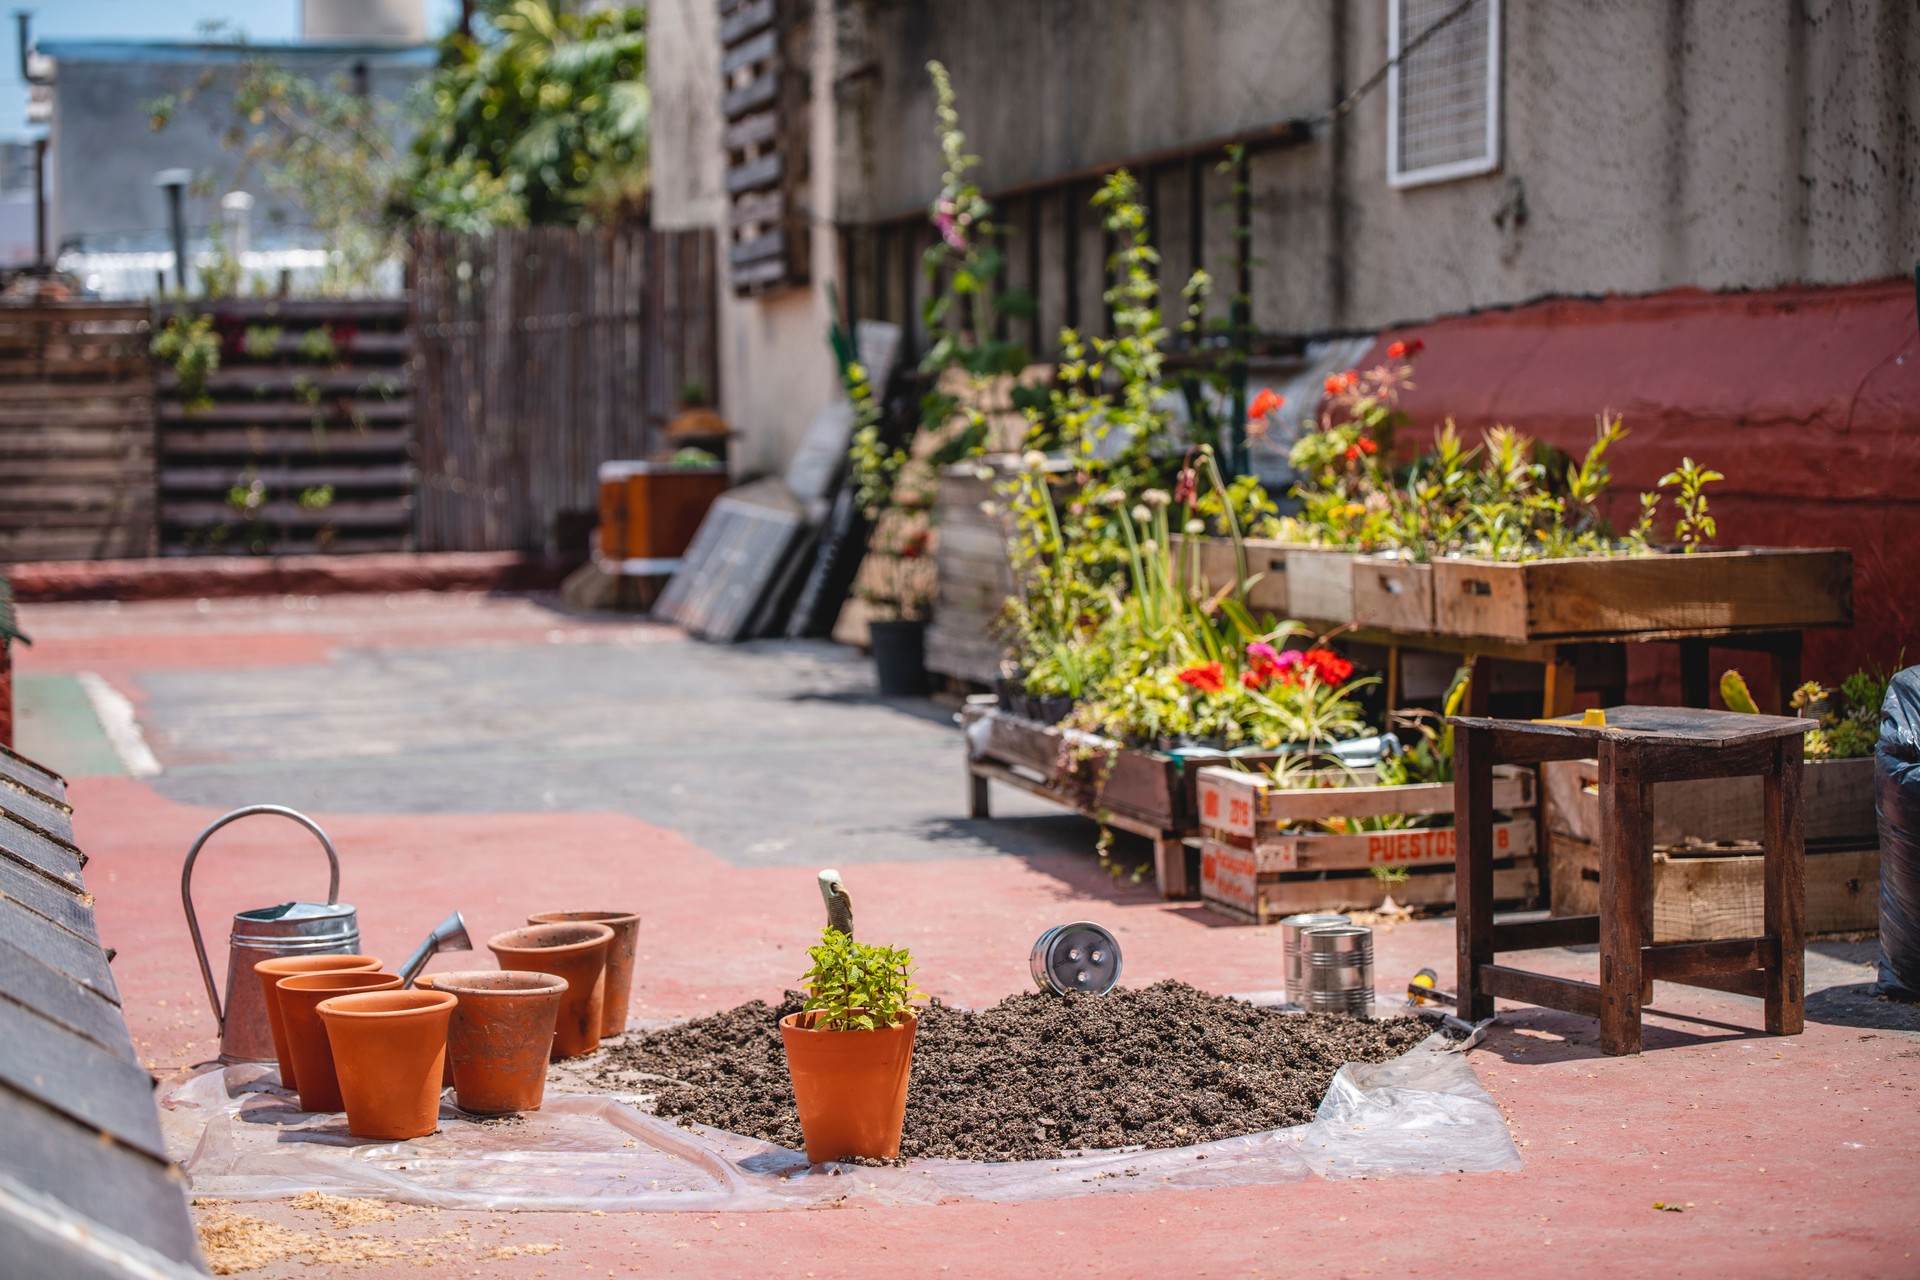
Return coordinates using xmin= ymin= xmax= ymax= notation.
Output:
xmin=1029 ymin=921 xmax=1123 ymax=995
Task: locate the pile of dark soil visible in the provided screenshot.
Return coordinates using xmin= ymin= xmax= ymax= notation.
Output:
xmin=585 ymin=980 xmax=1429 ymax=1162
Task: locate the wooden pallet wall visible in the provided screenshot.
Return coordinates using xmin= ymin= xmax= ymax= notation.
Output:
xmin=410 ymin=225 xmax=719 ymax=553
xmin=0 ymin=304 xmax=156 ymax=561
xmin=155 ymin=299 xmax=414 ymax=555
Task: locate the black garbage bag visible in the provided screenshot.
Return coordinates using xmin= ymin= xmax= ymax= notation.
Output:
xmin=1875 ymin=666 xmax=1920 ymax=1000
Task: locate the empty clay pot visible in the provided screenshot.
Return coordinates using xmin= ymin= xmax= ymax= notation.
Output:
xmin=487 ymin=923 xmax=613 ymax=1059
xmin=276 ymin=970 xmax=402 ymax=1113
xmin=780 ymin=1008 xmax=917 ymax=1163
xmin=253 ymin=954 xmax=383 ymax=1091
xmin=413 ymin=974 xmax=456 ymax=1087
xmin=526 ymin=911 xmax=640 ymax=1038
xmin=426 ymin=969 xmax=566 ymax=1114
xmin=317 ymin=988 xmax=458 ymax=1140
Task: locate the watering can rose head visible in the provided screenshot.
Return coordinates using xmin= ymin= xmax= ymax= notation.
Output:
xmin=799 ymin=927 xmax=922 ymax=1032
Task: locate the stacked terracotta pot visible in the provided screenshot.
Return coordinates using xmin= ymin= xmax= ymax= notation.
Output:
xmin=253 ymin=908 xmax=640 ymax=1140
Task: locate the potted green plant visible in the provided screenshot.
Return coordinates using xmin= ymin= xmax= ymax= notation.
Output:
xmin=778 ymin=926 xmax=921 ymax=1163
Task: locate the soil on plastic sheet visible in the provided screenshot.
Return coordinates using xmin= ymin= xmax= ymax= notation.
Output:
xmin=584 ymin=980 xmax=1429 ymax=1162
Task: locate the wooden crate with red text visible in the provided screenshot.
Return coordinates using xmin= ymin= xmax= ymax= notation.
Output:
xmin=1195 ymin=763 xmax=1540 ymax=923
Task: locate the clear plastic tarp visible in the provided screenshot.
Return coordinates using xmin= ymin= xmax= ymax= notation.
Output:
xmin=160 ymin=1031 xmax=1520 ymax=1211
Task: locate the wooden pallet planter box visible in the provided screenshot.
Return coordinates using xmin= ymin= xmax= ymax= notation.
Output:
xmin=1547 ymin=832 xmax=1879 ymax=940
xmin=1350 ymin=554 xmax=1435 ymax=632
xmin=1430 ymin=547 xmax=1852 ymax=641
xmin=1180 ymin=536 xmax=1293 ymax=615
xmin=1284 ymin=546 xmax=1357 ymax=623
xmin=1541 ymin=754 xmax=1875 ymax=849
xmin=961 ymin=701 xmax=1284 ymax=897
xmin=1194 ymin=764 xmax=1539 ymax=923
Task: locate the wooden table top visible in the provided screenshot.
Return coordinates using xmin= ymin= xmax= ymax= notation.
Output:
xmin=1448 ymin=705 xmax=1809 ymax=747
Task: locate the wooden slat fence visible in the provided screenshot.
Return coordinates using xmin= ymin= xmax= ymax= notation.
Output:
xmin=155 ymin=298 xmax=414 ymax=555
xmin=0 ymin=304 xmax=156 ymax=561
xmin=410 ymin=225 xmax=718 ymax=553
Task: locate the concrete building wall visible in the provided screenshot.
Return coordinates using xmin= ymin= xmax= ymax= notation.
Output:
xmin=650 ymin=2 xmax=842 ymax=480
xmin=43 ymin=43 xmax=432 ymax=257
xmin=836 ymin=0 xmax=1920 ymax=334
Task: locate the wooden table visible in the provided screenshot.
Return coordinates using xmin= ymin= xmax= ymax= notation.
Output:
xmin=1448 ymin=706 xmax=1808 ymax=1055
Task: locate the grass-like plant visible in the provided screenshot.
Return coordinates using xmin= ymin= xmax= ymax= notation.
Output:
xmin=799 ymin=927 xmax=921 ymax=1032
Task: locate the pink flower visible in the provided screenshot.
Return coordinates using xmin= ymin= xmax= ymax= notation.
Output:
xmin=1246 ymin=642 xmax=1280 ymax=665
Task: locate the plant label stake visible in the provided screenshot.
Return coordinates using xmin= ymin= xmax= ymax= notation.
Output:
xmin=1030 ymin=922 xmax=1122 ymax=995
xmin=182 ymin=804 xmax=359 ymax=1063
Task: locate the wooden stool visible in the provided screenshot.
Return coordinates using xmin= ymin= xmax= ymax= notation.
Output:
xmin=1449 ymin=706 xmax=1808 ymax=1055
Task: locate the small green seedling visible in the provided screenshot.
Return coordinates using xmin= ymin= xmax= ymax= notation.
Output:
xmin=799 ymin=927 xmax=921 ymax=1032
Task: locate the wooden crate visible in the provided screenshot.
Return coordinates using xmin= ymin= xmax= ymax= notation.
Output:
xmin=1197 ymin=763 xmax=1535 ymax=841
xmin=1350 ymin=555 xmax=1435 ymax=632
xmin=1541 ymin=754 xmax=1875 ymax=849
xmin=925 ymin=465 xmax=1015 ymax=684
xmin=1181 ymin=536 xmax=1292 ymax=615
xmin=1194 ymin=763 xmax=1539 ymax=923
xmin=1548 ymin=831 xmax=1879 ymax=939
xmin=1285 ymin=546 xmax=1356 ymax=622
xmin=1430 ymin=548 xmax=1853 ymax=641
xmin=1201 ymin=835 xmax=1540 ymax=924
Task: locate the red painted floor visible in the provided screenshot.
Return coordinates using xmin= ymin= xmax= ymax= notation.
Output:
xmin=17 ymin=595 xmax=1920 ymax=1279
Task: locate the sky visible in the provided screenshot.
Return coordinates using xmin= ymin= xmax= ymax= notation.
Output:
xmin=0 ymin=0 xmax=464 ymax=141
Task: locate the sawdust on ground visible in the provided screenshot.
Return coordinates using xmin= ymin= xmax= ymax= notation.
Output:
xmin=191 ymin=1198 xmax=562 ymax=1274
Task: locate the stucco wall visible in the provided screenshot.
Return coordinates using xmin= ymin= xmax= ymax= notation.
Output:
xmin=650 ymin=1 xmax=842 ymax=480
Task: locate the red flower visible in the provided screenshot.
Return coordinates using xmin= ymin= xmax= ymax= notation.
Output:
xmin=1299 ymin=648 xmax=1354 ymax=686
xmin=1177 ymin=662 xmax=1227 ymax=695
xmin=1388 ymin=341 xmax=1406 ymax=359
xmin=1358 ymin=437 xmax=1379 ymax=455
xmin=1241 ymin=670 xmax=1265 ymax=690
xmin=1173 ymin=466 xmax=1198 ymax=504
xmin=1344 ymin=445 xmax=1361 ymax=462
xmin=1248 ymin=387 xmax=1285 ymax=420
xmin=1408 ymin=338 xmax=1425 ymax=356
xmin=1323 ymin=374 xmax=1343 ymax=396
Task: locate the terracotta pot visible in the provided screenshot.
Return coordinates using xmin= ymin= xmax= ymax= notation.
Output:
xmin=526 ymin=911 xmax=640 ymax=1038
xmin=780 ymin=1008 xmax=917 ymax=1163
xmin=317 ymin=989 xmax=458 ymax=1140
xmin=487 ymin=923 xmax=613 ymax=1059
xmin=253 ymin=954 xmax=383 ymax=1091
xmin=413 ymin=975 xmax=456 ymax=1086
xmin=276 ymin=970 xmax=402 ymax=1113
xmin=425 ymin=970 xmax=566 ymax=1114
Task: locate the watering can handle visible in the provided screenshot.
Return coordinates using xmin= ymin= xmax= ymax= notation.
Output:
xmin=181 ymin=804 xmax=341 ymax=1030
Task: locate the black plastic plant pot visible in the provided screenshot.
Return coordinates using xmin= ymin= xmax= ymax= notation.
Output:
xmin=869 ymin=619 xmax=929 ymax=697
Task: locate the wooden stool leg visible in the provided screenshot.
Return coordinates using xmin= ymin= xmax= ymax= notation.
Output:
xmin=1454 ymin=727 xmax=1495 ymax=1022
xmin=1598 ymin=741 xmax=1648 ymax=1055
xmin=1764 ymin=735 xmax=1806 ymax=1035
xmin=968 ymin=766 xmax=990 ymax=819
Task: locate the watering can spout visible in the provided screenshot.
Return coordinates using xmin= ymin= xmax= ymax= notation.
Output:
xmin=399 ymin=911 xmax=472 ymax=987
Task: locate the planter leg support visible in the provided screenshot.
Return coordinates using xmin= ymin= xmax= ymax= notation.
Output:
xmin=1154 ymin=836 xmax=1190 ymax=899
xmin=968 ymin=766 xmax=990 ymax=819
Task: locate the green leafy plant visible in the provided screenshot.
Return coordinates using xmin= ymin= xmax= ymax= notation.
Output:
xmin=1791 ymin=665 xmax=1891 ymax=760
xmin=152 ymin=311 xmax=221 ymax=412
xmin=241 ymin=325 xmax=283 ymax=360
xmin=1657 ymin=457 xmax=1723 ymax=552
xmin=296 ymin=325 xmax=339 ymax=365
xmin=798 ymin=926 xmax=920 ymax=1032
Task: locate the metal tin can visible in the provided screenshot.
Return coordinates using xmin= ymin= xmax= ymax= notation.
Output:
xmin=1280 ymin=913 xmax=1351 ymax=1004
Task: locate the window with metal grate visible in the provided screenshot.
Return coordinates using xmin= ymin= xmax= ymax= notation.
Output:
xmin=1387 ymin=0 xmax=1502 ymax=188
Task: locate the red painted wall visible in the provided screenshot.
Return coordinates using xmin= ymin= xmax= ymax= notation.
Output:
xmin=1354 ymin=278 xmax=1919 ymax=697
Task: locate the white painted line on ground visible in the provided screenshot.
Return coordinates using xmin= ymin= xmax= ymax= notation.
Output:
xmin=76 ymin=671 xmax=162 ymax=778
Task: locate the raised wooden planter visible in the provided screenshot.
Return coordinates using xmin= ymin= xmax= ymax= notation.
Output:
xmin=1548 ymin=835 xmax=1879 ymax=940
xmin=1350 ymin=554 xmax=1433 ymax=631
xmin=1430 ymin=547 xmax=1852 ymax=641
xmin=1284 ymin=546 xmax=1355 ymax=623
xmin=1541 ymin=754 xmax=1876 ymax=849
xmin=1540 ymin=751 xmax=1878 ymax=939
xmin=1194 ymin=764 xmax=1540 ymax=924
xmin=1178 ymin=536 xmax=1291 ymax=614
xmin=961 ymin=699 xmax=1283 ymax=898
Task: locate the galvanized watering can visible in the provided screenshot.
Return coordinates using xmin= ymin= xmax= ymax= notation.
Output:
xmin=182 ymin=804 xmax=359 ymax=1063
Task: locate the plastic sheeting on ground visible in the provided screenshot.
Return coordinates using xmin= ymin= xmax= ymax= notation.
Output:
xmin=159 ymin=1032 xmax=1519 ymax=1211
